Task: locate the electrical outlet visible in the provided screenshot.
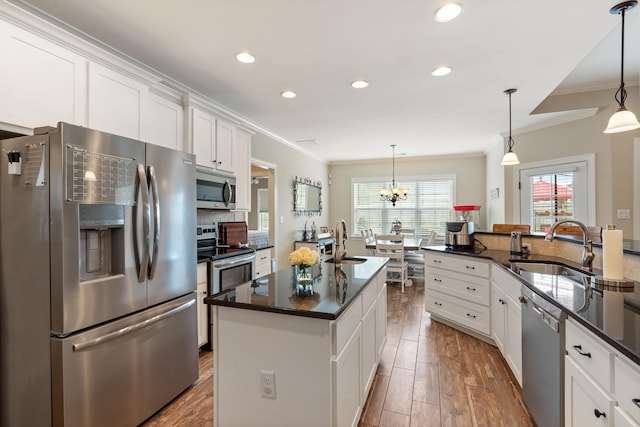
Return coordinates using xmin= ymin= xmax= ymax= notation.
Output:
xmin=260 ymin=370 xmax=276 ymax=399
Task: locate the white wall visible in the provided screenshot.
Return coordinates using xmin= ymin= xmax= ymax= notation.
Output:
xmin=485 ymin=140 xmax=506 ymax=228
xmin=499 ymin=87 xmax=639 ymax=237
xmin=328 ymin=154 xmax=487 ymax=235
xmin=251 ymin=133 xmax=329 ymax=270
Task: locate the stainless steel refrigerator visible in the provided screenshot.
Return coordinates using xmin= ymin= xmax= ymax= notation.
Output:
xmin=0 ymin=123 xmax=198 ymax=427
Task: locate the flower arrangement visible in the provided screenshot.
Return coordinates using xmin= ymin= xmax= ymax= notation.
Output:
xmin=289 ymin=247 xmax=320 ymax=281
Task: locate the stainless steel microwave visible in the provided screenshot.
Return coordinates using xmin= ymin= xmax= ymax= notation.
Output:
xmin=196 ymin=168 xmax=236 ymax=210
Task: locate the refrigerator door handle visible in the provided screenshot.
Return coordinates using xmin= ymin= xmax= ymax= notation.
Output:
xmin=148 ymin=165 xmax=160 ymax=280
xmin=71 ymin=299 xmax=195 ymax=352
xmin=136 ymin=163 xmax=151 ymax=283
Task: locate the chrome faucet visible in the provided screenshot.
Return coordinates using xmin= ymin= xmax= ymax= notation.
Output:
xmin=335 ymin=220 xmax=348 ymax=263
xmin=545 ymin=219 xmax=594 ymax=270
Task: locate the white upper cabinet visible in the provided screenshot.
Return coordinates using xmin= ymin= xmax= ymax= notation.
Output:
xmin=191 ymin=107 xmax=216 ymax=168
xmin=148 ymin=92 xmax=184 ymax=150
xmin=233 ymin=129 xmax=252 ymax=210
xmin=0 ymin=20 xmax=86 ymax=130
xmin=87 ymin=62 xmax=148 ymax=140
xmin=215 ymin=119 xmax=234 ymax=173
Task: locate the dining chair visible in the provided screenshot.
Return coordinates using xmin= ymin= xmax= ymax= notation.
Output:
xmin=375 ymin=234 xmax=408 ymax=293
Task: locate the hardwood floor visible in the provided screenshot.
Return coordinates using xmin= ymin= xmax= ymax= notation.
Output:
xmin=358 ymin=282 xmax=535 ymax=427
xmin=141 ymin=281 xmax=534 ymax=427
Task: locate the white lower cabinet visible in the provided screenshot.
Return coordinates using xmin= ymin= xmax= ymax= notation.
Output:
xmin=196 ymin=264 xmax=208 ymax=347
xmin=565 ymin=356 xmax=615 ymax=427
xmin=490 ymin=265 xmax=522 ymax=386
xmin=425 ymin=252 xmax=491 ymax=337
xmin=255 ymin=248 xmax=272 ymax=278
xmin=333 ymin=324 xmax=362 ymax=427
xmin=565 ymin=318 xmax=640 ymax=427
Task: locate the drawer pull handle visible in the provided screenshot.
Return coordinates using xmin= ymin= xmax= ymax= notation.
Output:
xmin=433 ymin=278 xmax=442 ymax=283
xmin=498 ymin=298 xmax=506 ymax=305
xmin=632 ymin=398 xmax=640 ymax=409
xmin=433 ymin=259 xmax=442 ymax=264
xmin=593 ymin=409 xmax=606 ymax=419
xmin=573 ymin=344 xmax=592 ymax=358
xmin=466 ymin=286 xmax=476 ymax=291
xmin=466 ymin=313 xmax=476 ymax=319
xmin=465 ymin=265 xmax=475 ymax=270
xmin=434 ymin=301 xmax=442 ymax=306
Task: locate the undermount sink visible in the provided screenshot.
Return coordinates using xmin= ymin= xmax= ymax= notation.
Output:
xmin=510 ymin=261 xmax=593 ymax=281
xmin=325 ymin=257 xmax=367 ymax=264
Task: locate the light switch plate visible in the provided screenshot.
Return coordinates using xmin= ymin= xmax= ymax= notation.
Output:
xmin=617 ymin=209 xmax=631 ymax=219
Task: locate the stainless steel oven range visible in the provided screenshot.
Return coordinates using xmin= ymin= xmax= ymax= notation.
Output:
xmin=197 ymin=225 xmax=255 ymax=349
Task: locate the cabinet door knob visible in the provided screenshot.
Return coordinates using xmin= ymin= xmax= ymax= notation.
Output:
xmin=593 ymin=409 xmax=606 ymax=419
xmin=573 ymin=344 xmax=592 ymax=358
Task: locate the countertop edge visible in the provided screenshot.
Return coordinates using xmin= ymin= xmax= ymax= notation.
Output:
xmin=204 ymin=257 xmax=389 ymax=321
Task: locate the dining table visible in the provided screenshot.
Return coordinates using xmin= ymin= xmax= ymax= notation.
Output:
xmin=365 ymin=236 xmax=423 ymax=251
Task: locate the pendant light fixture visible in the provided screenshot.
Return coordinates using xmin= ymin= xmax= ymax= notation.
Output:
xmin=501 ymin=88 xmax=520 ymax=166
xmin=378 ymin=144 xmax=409 ymax=206
xmin=604 ymin=1 xmax=640 ymax=134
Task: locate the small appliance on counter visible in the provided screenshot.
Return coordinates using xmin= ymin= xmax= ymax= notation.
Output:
xmin=445 ymin=221 xmax=475 ymax=249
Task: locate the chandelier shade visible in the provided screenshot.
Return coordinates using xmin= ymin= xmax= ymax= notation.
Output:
xmin=378 ymin=144 xmax=409 ymax=206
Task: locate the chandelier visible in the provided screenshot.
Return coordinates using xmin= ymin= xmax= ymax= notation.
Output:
xmin=378 ymin=144 xmax=409 ymax=206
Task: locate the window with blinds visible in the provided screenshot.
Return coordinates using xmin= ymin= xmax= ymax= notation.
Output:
xmin=352 ymin=176 xmax=455 ymax=238
xmin=529 ymin=173 xmax=574 ymax=233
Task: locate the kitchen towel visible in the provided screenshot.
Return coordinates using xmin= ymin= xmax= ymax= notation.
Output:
xmin=602 ymin=227 xmax=624 ymax=280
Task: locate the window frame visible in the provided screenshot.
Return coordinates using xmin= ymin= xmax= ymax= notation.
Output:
xmin=512 ymin=154 xmax=596 ymax=229
xmin=350 ymin=174 xmax=456 ymax=237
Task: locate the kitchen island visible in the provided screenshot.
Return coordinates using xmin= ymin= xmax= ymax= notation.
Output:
xmin=204 ymin=256 xmax=388 ymax=427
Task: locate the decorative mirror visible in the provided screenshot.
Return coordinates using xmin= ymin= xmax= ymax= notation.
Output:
xmin=293 ymin=176 xmax=322 ymax=217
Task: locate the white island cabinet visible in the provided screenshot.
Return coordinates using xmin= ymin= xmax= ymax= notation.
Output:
xmin=207 ymin=258 xmax=387 ymax=427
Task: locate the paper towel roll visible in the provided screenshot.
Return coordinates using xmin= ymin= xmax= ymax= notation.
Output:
xmin=602 ymin=228 xmax=624 ymax=280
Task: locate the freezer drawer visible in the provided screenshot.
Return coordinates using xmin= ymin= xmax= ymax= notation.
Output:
xmin=51 ymin=293 xmax=198 ymax=427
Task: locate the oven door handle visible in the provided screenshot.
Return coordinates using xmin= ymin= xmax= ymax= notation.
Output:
xmin=214 ymin=254 xmax=255 ymax=269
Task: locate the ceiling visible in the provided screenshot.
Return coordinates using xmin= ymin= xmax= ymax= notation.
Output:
xmin=12 ymin=0 xmax=640 ymax=162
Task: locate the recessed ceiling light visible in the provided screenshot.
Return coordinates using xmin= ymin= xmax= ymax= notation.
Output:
xmin=432 ymin=66 xmax=452 ymax=77
xmin=235 ymin=51 xmax=255 ymax=64
xmin=434 ymin=3 xmax=463 ymax=22
xmin=351 ymin=80 xmax=369 ymax=89
xmin=281 ymin=91 xmax=297 ymax=99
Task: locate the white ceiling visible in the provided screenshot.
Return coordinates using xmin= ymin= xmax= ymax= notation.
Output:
xmin=12 ymin=0 xmax=640 ymax=162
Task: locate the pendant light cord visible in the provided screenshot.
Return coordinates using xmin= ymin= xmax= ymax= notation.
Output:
xmin=615 ymin=5 xmax=629 ymax=108
xmin=505 ymin=89 xmax=516 ymax=152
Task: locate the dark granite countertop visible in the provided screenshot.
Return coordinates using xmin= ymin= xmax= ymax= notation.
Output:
xmin=422 ymin=246 xmax=640 ymax=365
xmin=204 ymin=256 xmax=388 ymax=320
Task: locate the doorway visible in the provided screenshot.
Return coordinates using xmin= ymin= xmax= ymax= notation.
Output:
xmin=249 ymin=160 xmax=276 ymax=248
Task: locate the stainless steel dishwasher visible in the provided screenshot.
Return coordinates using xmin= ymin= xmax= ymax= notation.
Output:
xmin=520 ymin=284 xmax=567 ymax=427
